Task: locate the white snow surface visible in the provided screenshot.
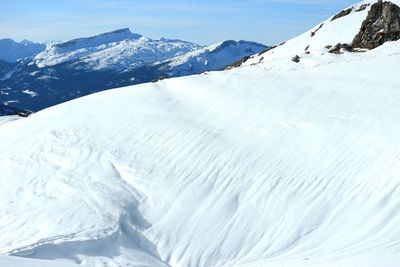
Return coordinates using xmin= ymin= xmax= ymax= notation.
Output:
xmin=0 ymin=255 xmax=79 ymax=267
xmin=2 ymin=1 xmax=400 ymax=267
xmin=21 ymin=90 xmax=38 ymax=97
xmin=0 ymin=116 xmax=19 ymax=126
xmin=34 ymin=29 xmax=203 ymax=70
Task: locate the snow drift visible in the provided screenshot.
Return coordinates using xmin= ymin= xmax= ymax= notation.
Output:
xmin=1 ymin=1 xmax=400 ymax=267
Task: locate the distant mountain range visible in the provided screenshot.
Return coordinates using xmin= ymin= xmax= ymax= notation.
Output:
xmin=0 ymin=39 xmax=45 ymax=63
xmin=0 ymin=29 xmax=267 ymax=114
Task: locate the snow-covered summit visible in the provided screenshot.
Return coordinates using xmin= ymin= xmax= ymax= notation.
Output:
xmin=0 ymin=38 xmax=45 ymax=63
xmin=33 ymin=28 xmax=203 ymax=70
xmin=159 ymin=40 xmax=267 ymax=76
xmin=51 ymin=28 xmax=142 ymax=51
xmin=32 ymin=28 xmax=266 ymax=72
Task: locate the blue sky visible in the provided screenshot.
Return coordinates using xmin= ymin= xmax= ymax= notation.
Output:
xmin=1 ymin=0 xmax=356 ymax=45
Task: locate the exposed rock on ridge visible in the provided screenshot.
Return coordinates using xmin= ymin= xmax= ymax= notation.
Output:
xmin=331 ymin=8 xmax=353 ymax=21
xmin=352 ymin=0 xmax=400 ymax=49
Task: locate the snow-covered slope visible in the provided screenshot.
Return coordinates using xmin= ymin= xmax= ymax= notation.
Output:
xmin=0 ymin=115 xmax=19 ymax=126
xmin=242 ymin=0 xmax=400 ymax=69
xmin=2 ymin=40 xmax=400 ymax=267
xmin=0 ymin=255 xmax=79 ymax=267
xmin=1 ymin=1 xmax=400 ymax=267
xmin=0 ymin=39 xmax=45 ymax=63
xmin=34 ymin=28 xmax=203 ymax=70
xmin=158 ymin=40 xmax=267 ymax=76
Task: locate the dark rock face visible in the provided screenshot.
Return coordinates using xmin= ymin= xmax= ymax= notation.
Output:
xmin=225 ymin=56 xmax=251 ymax=70
xmin=355 ymin=4 xmax=370 ymax=12
xmin=311 ymin=23 xmax=324 ymax=37
xmin=352 ymin=0 xmax=400 ymax=49
xmin=151 ymin=75 xmax=168 ymax=83
xmin=291 ymin=55 xmax=301 ymax=63
xmin=258 ymin=45 xmax=277 ymax=56
xmin=328 ymin=43 xmax=353 ymax=54
xmin=331 ymin=8 xmax=353 ymax=21
xmin=0 ymin=104 xmax=32 ymax=117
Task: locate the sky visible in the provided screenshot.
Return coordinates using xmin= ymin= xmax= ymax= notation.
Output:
xmin=1 ymin=0 xmax=357 ymax=45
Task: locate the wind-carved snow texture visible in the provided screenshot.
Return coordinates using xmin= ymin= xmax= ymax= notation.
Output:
xmin=1 ymin=1 xmax=400 ymax=267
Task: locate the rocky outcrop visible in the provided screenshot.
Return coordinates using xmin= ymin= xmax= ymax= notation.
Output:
xmin=311 ymin=23 xmax=324 ymax=37
xmin=225 ymin=56 xmax=251 ymax=70
xmin=0 ymin=104 xmax=32 ymax=117
xmin=331 ymin=8 xmax=353 ymax=21
xmin=355 ymin=4 xmax=370 ymax=12
xmin=304 ymin=45 xmax=310 ymax=54
xmin=151 ymin=75 xmax=168 ymax=83
xmin=291 ymin=55 xmax=301 ymax=63
xmin=328 ymin=43 xmax=353 ymax=54
xmin=352 ymin=0 xmax=400 ymax=49
xmin=258 ymin=45 xmax=277 ymax=56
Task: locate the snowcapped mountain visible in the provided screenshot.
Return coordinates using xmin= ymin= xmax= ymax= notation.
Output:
xmin=2 ymin=0 xmax=400 ymax=266
xmin=34 ymin=28 xmax=202 ymax=71
xmin=0 ymin=28 xmax=266 ymax=113
xmin=157 ymin=40 xmax=267 ymax=76
xmin=0 ymin=38 xmax=45 ymax=63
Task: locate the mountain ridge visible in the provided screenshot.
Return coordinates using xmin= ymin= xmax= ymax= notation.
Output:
xmin=50 ymin=28 xmax=142 ymax=51
xmin=0 ymin=38 xmax=45 ymax=63
xmin=0 ymin=29 xmax=267 ymax=113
